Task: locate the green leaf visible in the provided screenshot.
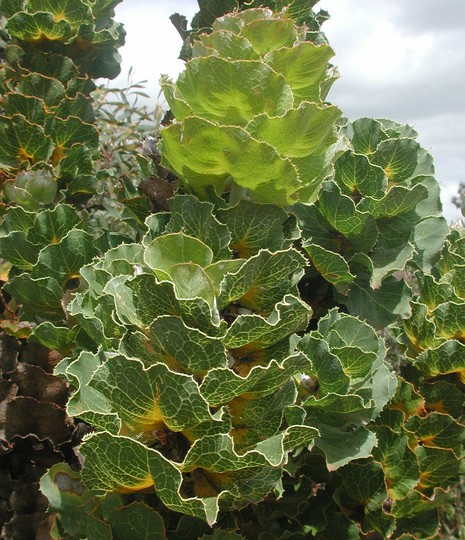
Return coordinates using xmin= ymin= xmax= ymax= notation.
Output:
xmin=337 ymin=272 xmax=411 ymax=327
xmin=193 ymin=31 xmax=259 ymax=60
xmin=264 ymin=42 xmax=334 ymax=105
xmin=0 ymin=231 xmax=39 ymax=270
xmin=146 ymin=315 xmax=228 ymax=375
xmin=411 ymin=216 xmax=449 ymax=272
xmin=45 ymin=115 xmax=99 ymax=152
xmin=246 ymin=102 xmax=340 ymax=158
xmin=304 ymin=242 xmax=355 ymax=293
xmin=7 ymin=11 xmax=74 ymax=43
xmin=167 ymin=195 xmax=232 ymax=261
xmin=369 ymin=243 xmax=415 ymax=289
xmin=40 ymin=463 xmax=112 ymax=540
xmin=2 ymin=93 xmax=46 ymax=125
xmin=26 ymin=204 xmax=81 ymax=247
xmin=414 ymin=339 xmax=465 ymax=380
xmin=346 ymin=118 xmax=388 ymax=155
xmin=218 ymin=248 xmax=306 ymax=312
xmin=334 ymin=150 xmax=387 ymax=198
xmin=144 ymin=231 xmax=213 ymax=279
xmin=317 ymin=182 xmax=378 ymax=252
xmin=3 ymin=274 xmax=64 ymax=319
xmin=416 ymin=446 xmax=462 ymax=490
xmin=311 ymin=417 xmax=378 ymax=470
xmin=160 ymin=117 xmax=300 ymax=206
xmin=403 ymin=301 xmax=444 ymax=353
xmin=65 ymin=350 xmax=117 ymax=432
xmin=371 ymin=425 xmax=420 ymax=499
xmin=357 ymin=184 xmax=428 ymax=219
xmin=405 ymin=412 xmax=464 ymax=456
xmin=31 ymin=229 xmax=102 ymax=284
xmin=104 ymin=274 xmax=223 ymax=334
xmin=371 ymin=137 xmax=420 ymax=183
xmin=90 ymin=355 xmax=216 ymax=434
xmin=29 ymin=322 xmax=75 ymax=353
xmin=110 ymin=502 xmax=167 ymax=540
xmin=80 ymin=433 xmax=218 ymax=525
xmin=0 ymin=114 xmax=52 ymax=167
xmin=241 ymin=18 xmax=297 ymax=56
xmin=0 ymin=206 xmax=35 ymax=235
xmin=26 ymin=0 xmax=93 ymax=28
xmin=200 ymin=354 xmax=309 ymax=405
xmin=173 ymin=56 xmax=293 ymax=125
xmin=422 ymin=381 xmax=464 ymax=419
xmin=217 ymin=200 xmax=289 ymax=257
xmin=223 ymin=295 xmax=310 ymax=351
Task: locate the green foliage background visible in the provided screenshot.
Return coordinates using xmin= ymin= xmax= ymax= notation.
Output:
xmin=0 ymin=1 xmax=463 ymax=539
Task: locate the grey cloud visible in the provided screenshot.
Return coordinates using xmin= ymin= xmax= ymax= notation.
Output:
xmin=390 ymin=0 xmax=465 ymax=33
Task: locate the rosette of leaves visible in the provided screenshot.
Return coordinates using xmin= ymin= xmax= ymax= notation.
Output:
xmin=0 ymin=203 xmax=114 ymax=344
xmin=294 ymin=117 xmax=449 ymax=327
xmin=170 ymin=0 xmax=330 ymax=61
xmin=0 ymin=0 xmax=125 ymax=202
xmin=55 ymin=193 xmax=323 ymax=525
xmin=401 ymin=226 xmax=465 ymax=382
xmin=296 ymin=308 xmax=397 ymax=471
xmin=159 ymin=7 xmax=341 ymax=207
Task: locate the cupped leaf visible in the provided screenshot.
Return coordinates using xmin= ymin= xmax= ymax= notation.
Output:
xmin=160 ymin=117 xmax=301 ymax=206
xmin=170 ymin=56 xmax=293 ymax=125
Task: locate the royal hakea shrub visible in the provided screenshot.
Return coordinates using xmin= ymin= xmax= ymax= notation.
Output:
xmin=0 ymin=0 xmax=125 ymax=537
xmin=0 ymin=0 xmax=124 ymax=205
xmin=0 ymin=1 xmax=463 ymax=539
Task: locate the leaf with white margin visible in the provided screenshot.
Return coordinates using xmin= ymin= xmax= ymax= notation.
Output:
xmin=104 ymin=274 xmax=225 ymax=335
xmin=3 ymin=274 xmax=64 ymax=319
xmin=64 ymin=350 xmax=120 ymax=434
xmin=413 ymin=340 xmax=465 ymax=382
xmin=167 ymin=195 xmax=232 ymax=261
xmin=303 ymin=242 xmax=354 ymax=294
xmin=246 ymin=103 xmax=340 ymax=158
xmin=223 ymin=295 xmax=310 ymax=351
xmin=89 ymin=355 xmax=218 ymax=434
xmin=192 ymin=30 xmax=259 ymax=60
xmin=160 ymin=117 xmax=301 ymax=206
xmin=371 ymin=424 xmax=420 ymax=500
xmin=80 ymin=432 xmax=219 ymax=525
xmin=218 ymin=248 xmax=307 ymax=312
xmin=411 ymin=216 xmax=449 ymax=273
xmin=31 ymin=229 xmax=103 ymax=284
xmin=336 ymin=271 xmax=411 ymax=327
xmin=306 ymin=411 xmax=378 ymax=470
xmin=357 ymin=184 xmax=428 ymax=219
xmin=171 ymin=57 xmax=293 ymax=125
xmin=334 ymin=150 xmax=386 ymax=198
xmin=146 ymin=315 xmax=228 ymax=374
xmin=346 ymin=118 xmax=388 ymax=155
xmin=217 ymin=200 xmax=289 ymax=258
xmin=200 ymin=354 xmax=310 ymax=405
xmin=227 ymin=380 xmax=298 ymax=450
xmin=264 ymin=42 xmax=334 ymax=105
xmin=317 ymin=182 xmax=378 ymax=253
xmin=240 ymin=18 xmax=297 ymax=56
xmin=144 ymin=231 xmax=213 ymax=279
xmin=27 ymin=204 xmax=82 ymax=247
xmin=371 ymin=137 xmax=420 ymax=183
xmin=0 ymin=231 xmax=39 ymax=270
xmin=403 ymin=302 xmax=444 ymax=353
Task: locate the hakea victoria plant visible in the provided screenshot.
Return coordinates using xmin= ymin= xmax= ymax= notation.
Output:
xmin=0 ymin=1 xmax=463 ymax=539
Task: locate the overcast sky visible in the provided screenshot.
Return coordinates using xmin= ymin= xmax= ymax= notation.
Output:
xmin=114 ymin=0 xmax=465 ymax=221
